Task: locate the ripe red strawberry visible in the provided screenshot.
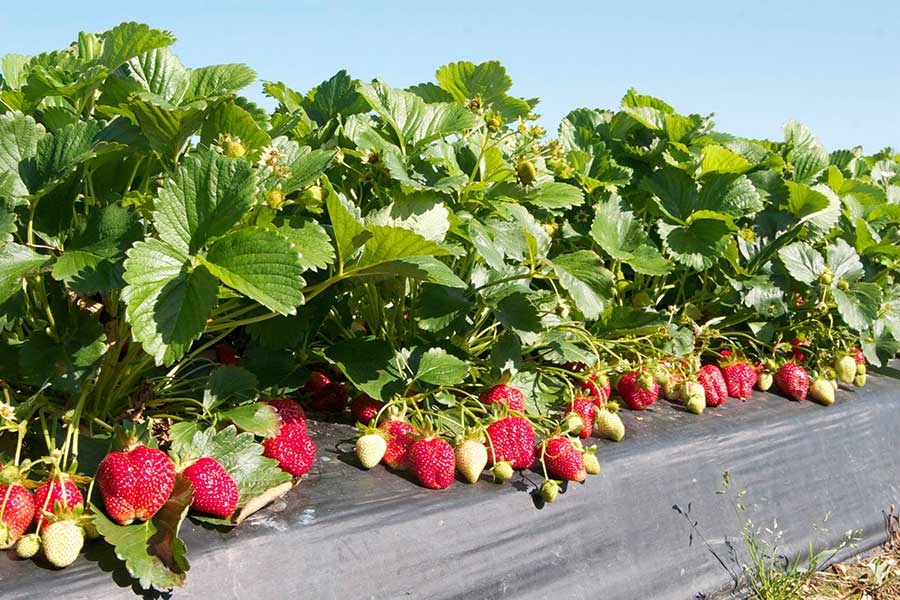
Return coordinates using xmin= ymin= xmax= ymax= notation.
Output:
xmin=775 ymin=362 xmax=809 ymax=401
xmin=182 ymin=457 xmax=239 ymax=518
xmin=565 ymin=397 xmax=596 ymax=438
xmin=97 ymin=445 xmax=176 ymax=526
xmin=33 ymin=477 xmax=84 ymax=532
xmin=310 ymin=383 xmax=349 ymax=412
xmin=409 ymin=437 xmax=456 ymax=490
xmin=542 ymin=437 xmax=586 ymax=483
xmin=580 ymin=374 xmax=611 ymax=407
xmin=215 ymin=343 xmax=238 ymax=365
xmin=720 ymin=361 xmax=757 ymax=399
xmin=350 ymin=395 xmax=384 ymax=424
xmin=485 ymin=416 xmax=535 ymax=469
xmin=303 ymin=370 xmax=332 ymax=394
xmin=852 ymin=347 xmax=866 ymax=363
xmin=380 ymin=420 xmax=418 ymax=470
xmin=790 ymin=337 xmax=811 ymax=362
xmin=697 ymin=364 xmax=728 ymax=407
xmin=616 ymin=370 xmax=659 ymax=410
xmin=479 ymin=385 xmax=525 ymax=412
xmin=263 ymin=425 xmax=316 ymax=476
xmin=0 ymin=483 xmax=35 ymax=547
xmin=266 ymin=398 xmax=307 ymax=432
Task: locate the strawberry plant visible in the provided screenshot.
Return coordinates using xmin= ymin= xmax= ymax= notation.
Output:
xmin=0 ymin=20 xmax=898 ymax=594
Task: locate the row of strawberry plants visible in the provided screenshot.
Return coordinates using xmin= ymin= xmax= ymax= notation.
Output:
xmin=0 ymin=22 xmax=898 ymax=591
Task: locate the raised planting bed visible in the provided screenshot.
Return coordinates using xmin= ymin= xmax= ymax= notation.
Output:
xmin=3 ymin=363 xmax=898 ymax=600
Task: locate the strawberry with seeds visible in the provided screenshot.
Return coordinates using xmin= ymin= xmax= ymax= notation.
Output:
xmin=182 ymin=457 xmax=239 ymax=518
xmin=485 ymin=416 xmax=536 ymax=470
xmin=409 ymin=436 xmax=456 ymax=490
xmin=542 ymin=437 xmax=586 ymax=483
xmin=33 ymin=474 xmax=84 ymax=532
xmin=380 ymin=420 xmax=418 ymax=470
xmin=617 ymin=369 xmax=659 ymax=410
xmin=697 ymin=364 xmax=728 ymax=407
xmin=775 ymin=361 xmax=809 ymax=401
xmin=0 ymin=465 xmax=35 ymax=549
xmin=720 ymin=356 xmax=758 ymax=399
xmin=97 ymin=444 xmax=176 ymax=526
xmin=565 ymin=397 xmax=596 ymax=438
xmin=479 ymin=384 xmax=525 ymax=412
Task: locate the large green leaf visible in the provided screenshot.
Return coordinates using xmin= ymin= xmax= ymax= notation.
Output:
xmin=92 ymin=476 xmax=191 ymax=591
xmin=51 ymin=204 xmax=142 ymax=295
xmin=0 ymin=111 xmax=45 ymax=198
xmin=700 ymin=144 xmax=753 ymax=174
xmin=778 ymin=242 xmax=824 ymax=285
xmin=125 ymin=92 xmax=208 ymax=159
xmin=784 ymin=120 xmax=829 ymax=184
xmin=833 ymin=283 xmax=881 ymax=331
xmin=550 ymin=251 xmax=615 ymax=320
xmin=183 ymin=64 xmax=256 ymax=101
xmin=99 ymin=22 xmax=175 ymax=71
xmin=590 ymin=195 xmax=672 ymax=275
xmin=154 ymin=149 xmax=257 ymax=254
xmin=302 ymin=70 xmax=368 ymax=124
xmin=122 ymin=239 xmax=218 ymax=366
xmin=33 ymin=119 xmax=106 ymax=192
xmin=826 ymin=238 xmax=863 ymax=282
xmin=658 ymin=218 xmax=732 ymax=270
xmin=366 ymin=192 xmax=450 ymax=242
xmin=357 ymin=225 xmax=447 ymax=268
xmin=358 ymin=79 xmax=479 ymax=151
xmin=273 ymin=215 xmax=336 ymax=271
xmin=325 ymin=337 xmax=405 ymax=400
xmin=280 ymin=147 xmax=334 ymax=195
xmin=412 ymin=347 xmax=469 ymax=386
xmin=325 ymin=191 xmax=370 ymax=266
xmin=110 ymin=47 xmax=190 ymax=103
xmin=433 ymin=60 xmax=532 ymax=121
xmin=355 ymin=255 xmax=465 ymax=288
xmin=204 ymin=226 xmax=305 ymax=315
xmin=18 ymin=310 xmax=107 ymax=393
xmin=0 ymin=242 xmax=49 ymax=303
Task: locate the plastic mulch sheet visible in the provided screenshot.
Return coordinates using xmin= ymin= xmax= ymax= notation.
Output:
xmin=2 ymin=363 xmax=899 ymax=599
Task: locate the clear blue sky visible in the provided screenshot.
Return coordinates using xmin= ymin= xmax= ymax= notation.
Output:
xmin=2 ymin=0 xmax=897 ymax=152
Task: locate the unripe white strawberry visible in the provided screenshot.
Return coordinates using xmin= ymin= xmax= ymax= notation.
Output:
xmin=41 ymin=520 xmax=84 ymax=568
xmin=455 ymin=439 xmax=488 ymax=484
xmin=355 ymin=433 xmax=387 ymax=469
xmin=491 ymin=460 xmax=514 ymax=483
xmin=596 ymin=405 xmax=625 ymax=442
xmin=683 ymin=381 xmax=706 ymax=415
xmin=582 ymin=447 xmax=601 ymax=475
xmin=16 ymin=532 xmax=40 ymax=559
xmin=757 ymin=372 xmax=774 ymax=391
xmin=539 ymin=479 xmax=560 ymax=503
xmin=834 ymin=355 xmax=856 ymax=384
xmin=809 ymin=378 xmax=835 ymax=406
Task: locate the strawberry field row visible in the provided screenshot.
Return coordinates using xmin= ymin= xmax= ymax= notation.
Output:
xmin=0 ymin=22 xmax=898 ymax=593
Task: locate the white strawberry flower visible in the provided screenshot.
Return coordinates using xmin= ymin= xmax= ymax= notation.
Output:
xmin=0 ymin=401 xmax=16 ymax=423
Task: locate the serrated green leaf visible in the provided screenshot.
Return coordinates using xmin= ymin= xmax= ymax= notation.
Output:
xmin=778 ymin=241 xmax=825 ymax=285
xmin=154 ymin=149 xmax=257 ymax=254
xmin=204 ymin=226 xmax=305 ymax=315
xmin=325 ymin=337 xmax=405 ymax=401
xmin=700 ymin=144 xmax=753 ymax=174
xmin=0 ymin=242 xmax=49 ymax=304
xmin=111 ymin=47 xmax=190 ymax=104
xmin=550 ymin=250 xmax=614 ymax=320
xmin=590 ymin=195 xmax=672 ymax=275
xmin=413 ymin=347 xmax=469 ymax=386
xmin=92 ymin=476 xmax=191 ymax=592
xmin=434 ymin=60 xmax=531 ymax=121
xmin=99 ymin=22 xmax=176 ymax=71
xmin=221 ymin=403 xmax=279 ymax=438
xmin=0 ymin=111 xmax=45 ymax=198
xmin=366 ymin=192 xmax=450 ymax=242
xmin=302 ymin=70 xmax=368 ymax=124
xmin=355 ymin=255 xmax=465 ymax=288
xmin=202 ymin=364 xmax=257 ymax=410
xmin=33 ymin=119 xmax=105 ymax=193
xmin=280 ymin=147 xmax=334 ymax=195
xmin=184 ymin=64 xmax=256 ymax=101
xmin=125 ymin=92 xmax=208 ymax=159
xmin=834 ymin=283 xmax=881 ymax=331
xmin=326 ymin=191 xmax=370 ymax=266
xmin=784 ymin=120 xmax=829 ymax=184
xmin=357 ymin=225 xmax=447 ymax=267
xmin=18 ymin=312 xmax=107 ymax=393
xmin=658 ymin=218 xmax=732 ymax=270
xmin=825 ymin=238 xmax=863 ymax=283
xmin=358 ymin=79 xmax=478 ymax=152
xmin=122 ymin=239 xmax=218 ymax=366
xmin=273 ymin=215 xmax=335 ymax=271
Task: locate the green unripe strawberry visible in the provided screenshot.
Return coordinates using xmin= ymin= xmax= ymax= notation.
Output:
xmin=223 ymin=138 xmax=247 ymax=158
xmin=16 ymin=532 xmax=40 ymax=559
xmin=355 ymin=433 xmax=387 ymax=469
xmin=683 ymin=381 xmax=706 ymax=415
xmin=837 ymin=279 xmax=850 ymax=291
xmin=809 ymin=378 xmax=835 ymax=406
xmin=41 ymin=520 xmax=84 ymax=568
xmin=539 ymin=479 xmax=560 ymax=503
xmin=757 ymin=372 xmax=774 ymax=391
xmin=856 ymin=363 xmax=866 ymax=376
xmin=455 ymin=439 xmax=488 ymax=484
xmin=491 ymin=460 xmax=514 ymax=483
xmin=563 ymin=412 xmax=584 ymax=435
xmin=265 ymin=188 xmax=285 ymax=209
xmin=596 ymin=407 xmax=625 ymax=442
xmin=834 ymin=355 xmax=856 ymax=384
xmin=516 ymin=160 xmax=537 ymax=186
xmin=819 ymin=268 xmax=834 ymax=285
xmin=854 ymin=373 xmax=867 ymax=387
xmin=582 ymin=448 xmax=601 ymax=475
